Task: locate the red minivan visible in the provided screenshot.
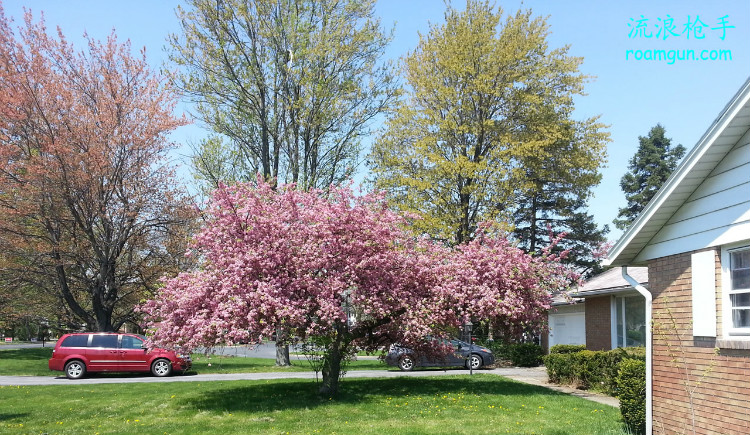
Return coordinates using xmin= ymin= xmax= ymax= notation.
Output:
xmin=49 ymin=333 xmax=191 ymax=379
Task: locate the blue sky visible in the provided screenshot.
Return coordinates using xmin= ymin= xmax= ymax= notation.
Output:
xmin=3 ymin=0 xmax=749 ymax=242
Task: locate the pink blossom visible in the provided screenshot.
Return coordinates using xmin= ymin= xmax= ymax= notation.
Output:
xmin=140 ymin=179 xmax=573 ymax=354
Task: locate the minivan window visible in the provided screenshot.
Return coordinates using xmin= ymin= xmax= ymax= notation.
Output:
xmin=120 ymin=335 xmax=144 ymax=349
xmin=90 ymin=334 xmax=118 ymax=348
xmin=60 ymin=335 xmax=89 ymax=348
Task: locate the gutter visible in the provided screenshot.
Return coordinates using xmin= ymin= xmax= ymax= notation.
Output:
xmin=571 ymin=287 xmax=641 ymax=299
xmin=621 ymin=266 xmax=652 ymax=435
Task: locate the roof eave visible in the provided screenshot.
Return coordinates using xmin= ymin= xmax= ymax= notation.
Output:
xmin=604 ymin=76 xmax=750 ymax=267
xmin=572 ymin=287 xmax=643 ymax=298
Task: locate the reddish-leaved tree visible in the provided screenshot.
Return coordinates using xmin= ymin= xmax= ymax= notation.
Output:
xmin=0 ymin=6 xmax=195 ymax=332
xmin=142 ymin=179 xmax=572 ymax=395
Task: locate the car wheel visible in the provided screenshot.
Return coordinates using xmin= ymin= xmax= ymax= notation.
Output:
xmin=64 ymin=360 xmax=86 ymax=380
xmin=151 ymin=359 xmax=173 ymax=377
xmin=466 ymin=354 xmax=482 ymax=370
xmin=398 ymin=355 xmax=415 ymax=371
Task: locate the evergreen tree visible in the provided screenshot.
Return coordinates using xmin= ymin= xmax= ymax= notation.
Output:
xmin=511 ymin=127 xmax=609 ymax=278
xmin=513 ymin=182 xmax=609 ymax=279
xmin=614 ymin=124 xmax=686 ymax=231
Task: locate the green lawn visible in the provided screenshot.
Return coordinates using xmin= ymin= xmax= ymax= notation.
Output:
xmin=190 ymin=353 xmax=388 ymax=373
xmin=0 ymin=347 xmax=388 ymax=376
xmin=0 ymin=375 xmax=627 ymax=434
xmin=0 ymin=348 xmax=55 ymax=376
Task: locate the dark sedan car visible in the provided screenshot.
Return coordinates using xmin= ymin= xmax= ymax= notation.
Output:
xmin=385 ymin=338 xmax=494 ymax=371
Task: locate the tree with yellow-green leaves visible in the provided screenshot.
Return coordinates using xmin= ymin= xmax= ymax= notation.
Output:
xmin=369 ymin=1 xmax=609 ymax=250
xmin=171 ymin=0 xmax=398 ymax=193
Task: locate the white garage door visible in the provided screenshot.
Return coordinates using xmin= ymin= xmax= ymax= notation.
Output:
xmin=548 ymin=311 xmax=585 ymax=348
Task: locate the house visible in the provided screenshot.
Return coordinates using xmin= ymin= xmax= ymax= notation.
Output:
xmin=546 ymin=267 xmax=648 ymax=351
xmin=604 ymin=77 xmax=750 ymax=435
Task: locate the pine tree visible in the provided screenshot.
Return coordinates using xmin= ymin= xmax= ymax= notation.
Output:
xmin=614 ymin=124 xmax=686 ymax=231
xmin=513 ymin=185 xmax=609 ymax=279
xmin=511 ymin=121 xmax=609 ymax=277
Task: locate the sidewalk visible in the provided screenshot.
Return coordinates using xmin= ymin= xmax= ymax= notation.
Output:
xmin=491 ymin=366 xmax=620 ymax=408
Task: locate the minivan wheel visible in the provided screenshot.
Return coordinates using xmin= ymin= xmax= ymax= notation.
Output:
xmin=466 ymin=354 xmax=482 ymax=370
xmin=398 ymin=355 xmax=415 ymax=371
xmin=151 ymin=359 xmax=173 ymax=377
xmin=65 ymin=360 xmax=86 ymax=379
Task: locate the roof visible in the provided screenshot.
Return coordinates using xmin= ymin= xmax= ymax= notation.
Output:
xmin=552 ymin=266 xmax=648 ymax=305
xmin=605 ymin=76 xmax=750 ymax=266
xmin=578 ymin=266 xmax=648 ymax=293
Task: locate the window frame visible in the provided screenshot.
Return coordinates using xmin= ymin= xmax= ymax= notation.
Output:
xmin=721 ymin=242 xmax=750 ymax=337
xmin=611 ymin=293 xmax=646 ymax=349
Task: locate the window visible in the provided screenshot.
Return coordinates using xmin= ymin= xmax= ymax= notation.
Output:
xmin=90 ymin=334 xmax=118 ymax=348
xmin=728 ymin=247 xmax=750 ymax=331
xmin=120 ymin=335 xmax=144 ymax=349
xmin=60 ymin=334 xmax=89 ymax=348
xmin=613 ymin=295 xmax=646 ymax=348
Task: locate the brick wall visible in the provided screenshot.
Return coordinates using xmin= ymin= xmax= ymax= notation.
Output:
xmin=584 ymin=296 xmax=611 ymax=351
xmin=649 ymin=249 xmax=750 ymax=435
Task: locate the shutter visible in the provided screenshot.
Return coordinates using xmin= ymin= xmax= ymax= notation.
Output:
xmin=691 ymin=250 xmax=717 ymax=337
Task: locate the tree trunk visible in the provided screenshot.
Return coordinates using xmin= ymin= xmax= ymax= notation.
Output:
xmin=275 ymin=342 xmax=290 ymax=366
xmin=275 ymin=327 xmax=291 ymax=366
xmin=92 ymin=286 xmax=115 ymax=332
xmin=319 ymin=335 xmax=344 ymax=396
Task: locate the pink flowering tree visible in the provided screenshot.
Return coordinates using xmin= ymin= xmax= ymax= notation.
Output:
xmin=141 ymin=180 xmax=572 ymax=395
xmin=437 ymin=227 xmax=574 ymax=340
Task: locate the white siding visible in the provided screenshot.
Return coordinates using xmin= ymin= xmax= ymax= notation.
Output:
xmin=635 ymin=136 xmax=750 ymax=263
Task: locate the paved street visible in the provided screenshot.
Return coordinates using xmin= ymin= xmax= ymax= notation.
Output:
xmin=0 ymin=341 xmax=57 ymax=350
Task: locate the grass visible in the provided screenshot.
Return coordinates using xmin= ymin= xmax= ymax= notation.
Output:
xmin=0 ymin=348 xmax=55 ymax=376
xmin=190 ymin=354 xmax=388 ymax=374
xmin=0 ymin=374 xmax=627 ymax=434
xmin=0 ymin=347 xmax=388 ymax=376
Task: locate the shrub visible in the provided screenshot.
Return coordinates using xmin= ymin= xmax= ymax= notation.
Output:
xmin=479 ymin=341 xmax=543 ymax=367
xmin=543 ymin=347 xmax=645 ymax=395
xmin=543 ymin=352 xmax=577 ymax=384
xmin=616 ymin=358 xmax=646 ymax=435
xmin=549 ymin=344 xmax=586 ymax=354
xmin=481 ymin=341 xmax=510 ymax=361
xmin=507 ymin=343 xmax=543 ymax=367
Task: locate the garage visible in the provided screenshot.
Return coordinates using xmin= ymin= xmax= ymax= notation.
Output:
xmin=547 ymin=303 xmax=585 ymax=348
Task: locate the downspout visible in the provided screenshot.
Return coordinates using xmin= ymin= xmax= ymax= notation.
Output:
xmin=622 ymin=266 xmax=652 ymax=435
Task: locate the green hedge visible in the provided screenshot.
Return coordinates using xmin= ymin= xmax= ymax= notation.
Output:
xmin=544 ymin=347 xmax=646 ymax=433
xmin=549 ymin=344 xmax=586 ymax=354
xmin=616 ymin=358 xmax=646 ymax=435
xmin=482 ymin=341 xmax=543 ymax=367
xmin=543 ymin=347 xmax=645 ymax=395
xmin=507 ymin=343 xmax=543 ymax=367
